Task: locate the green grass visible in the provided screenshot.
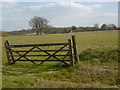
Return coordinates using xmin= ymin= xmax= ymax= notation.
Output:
xmin=2 ymin=31 xmax=119 ymax=88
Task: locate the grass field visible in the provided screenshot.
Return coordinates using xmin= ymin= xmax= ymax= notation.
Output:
xmin=2 ymin=31 xmax=119 ymax=88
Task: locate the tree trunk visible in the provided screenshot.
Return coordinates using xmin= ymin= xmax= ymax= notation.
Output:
xmin=40 ymin=28 xmax=42 ymax=35
xmin=36 ymin=29 xmax=39 ymax=35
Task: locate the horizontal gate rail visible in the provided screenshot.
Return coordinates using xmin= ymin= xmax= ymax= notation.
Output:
xmin=7 ymin=43 xmax=68 ymax=48
xmin=10 ymin=60 xmax=71 ymax=61
xmin=9 ymin=50 xmax=69 ymax=52
xmin=14 ymin=55 xmax=70 ymax=57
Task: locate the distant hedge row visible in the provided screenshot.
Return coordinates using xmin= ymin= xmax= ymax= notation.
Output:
xmin=0 ymin=32 xmax=9 ymax=37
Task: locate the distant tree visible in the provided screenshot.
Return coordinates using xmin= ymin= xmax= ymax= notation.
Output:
xmin=94 ymin=24 xmax=99 ymax=28
xmin=101 ymin=23 xmax=117 ymax=30
xmin=101 ymin=24 xmax=108 ymax=30
xmin=101 ymin=24 xmax=107 ymax=28
xmin=108 ymin=24 xmax=117 ymax=30
xmin=93 ymin=24 xmax=99 ymax=31
xmin=72 ymin=26 xmax=77 ymax=32
xmin=29 ymin=16 xmax=49 ymax=35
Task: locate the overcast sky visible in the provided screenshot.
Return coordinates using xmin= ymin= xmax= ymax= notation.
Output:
xmin=1 ymin=0 xmax=119 ymax=31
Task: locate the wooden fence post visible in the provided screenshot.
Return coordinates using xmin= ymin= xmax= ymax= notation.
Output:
xmin=4 ymin=40 xmax=11 ymax=65
xmin=72 ymin=35 xmax=79 ymax=64
xmin=5 ymin=40 xmax=15 ymax=64
xmin=68 ymin=39 xmax=74 ymax=66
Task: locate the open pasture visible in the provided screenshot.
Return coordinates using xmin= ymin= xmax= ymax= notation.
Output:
xmin=2 ymin=31 xmax=118 ymax=52
xmin=2 ymin=31 xmax=118 ymax=88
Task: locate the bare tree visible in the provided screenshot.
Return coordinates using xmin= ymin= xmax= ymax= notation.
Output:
xmin=94 ymin=24 xmax=99 ymax=28
xmin=29 ymin=16 xmax=49 ymax=35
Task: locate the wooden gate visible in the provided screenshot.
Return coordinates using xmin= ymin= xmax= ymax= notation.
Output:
xmin=4 ymin=36 xmax=79 ymax=66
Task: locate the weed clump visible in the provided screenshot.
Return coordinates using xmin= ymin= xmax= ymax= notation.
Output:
xmin=79 ymin=49 xmax=119 ymax=62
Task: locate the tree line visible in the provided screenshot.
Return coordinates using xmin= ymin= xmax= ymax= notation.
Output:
xmin=2 ymin=16 xmax=119 ymax=36
xmin=28 ymin=16 xmax=118 ymax=35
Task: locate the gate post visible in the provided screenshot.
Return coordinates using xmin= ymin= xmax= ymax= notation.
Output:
xmin=68 ymin=39 xmax=74 ymax=66
xmin=4 ymin=40 xmax=15 ymax=65
xmin=71 ymin=35 xmax=79 ymax=64
xmin=4 ymin=40 xmax=11 ymax=65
